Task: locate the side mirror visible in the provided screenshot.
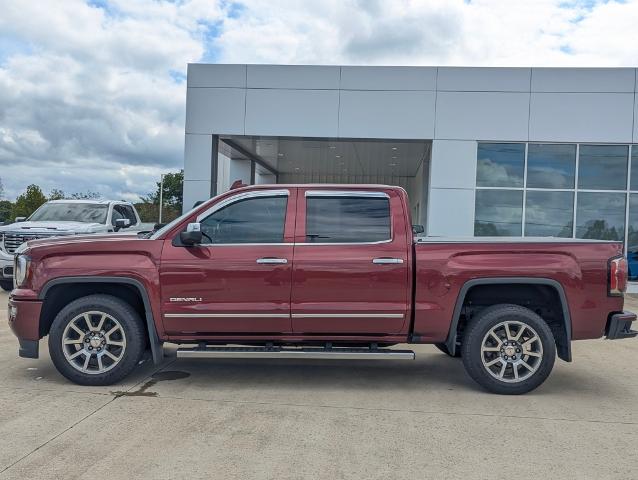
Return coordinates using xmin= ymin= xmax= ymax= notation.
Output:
xmin=412 ymin=224 xmax=425 ymax=235
xmin=15 ymin=217 xmax=26 ymax=223
xmin=114 ymin=218 xmax=131 ymax=232
xmin=180 ymin=222 xmax=203 ymax=246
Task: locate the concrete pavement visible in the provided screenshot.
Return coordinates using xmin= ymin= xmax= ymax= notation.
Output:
xmin=1 ymin=289 xmax=637 ymax=479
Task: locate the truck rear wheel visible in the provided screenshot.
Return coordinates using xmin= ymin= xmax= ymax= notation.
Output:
xmin=48 ymin=294 xmax=145 ymax=386
xmin=0 ymin=281 xmax=12 ymax=292
xmin=461 ymin=304 xmax=556 ymax=395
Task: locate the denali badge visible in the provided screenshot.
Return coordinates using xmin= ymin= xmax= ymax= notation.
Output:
xmin=169 ymin=297 xmax=203 ymax=302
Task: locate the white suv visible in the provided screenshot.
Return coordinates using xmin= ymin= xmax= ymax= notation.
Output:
xmin=0 ymin=200 xmax=142 ymax=291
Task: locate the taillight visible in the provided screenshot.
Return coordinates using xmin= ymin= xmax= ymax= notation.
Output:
xmin=609 ymin=256 xmax=628 ymax=296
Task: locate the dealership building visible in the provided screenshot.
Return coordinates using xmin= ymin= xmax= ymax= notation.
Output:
xmin=183 ymin=64 xmax=638 ymax=254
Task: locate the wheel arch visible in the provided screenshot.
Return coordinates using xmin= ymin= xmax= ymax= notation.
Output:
xmin=446 ymin=277 xmax=572 ymax=361
xmin=38 ymin=276 xmax=163 ymax=364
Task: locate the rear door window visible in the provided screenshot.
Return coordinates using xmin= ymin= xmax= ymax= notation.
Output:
xmin=305 ymin=195 xmax=391 ymax=243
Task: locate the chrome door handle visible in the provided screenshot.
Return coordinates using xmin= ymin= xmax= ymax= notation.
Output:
xmin=256 ymin=257 xmax=288 ymax=264
xmin=372 ymin=258 xmax=404 ymax=264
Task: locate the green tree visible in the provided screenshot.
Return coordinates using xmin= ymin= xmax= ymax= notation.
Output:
xmin=48 ymin=189 xmax=66 ymax=200
xmin=140 ymin=170 xmax=183 ymax=223
xmin=141 ymin=170 xmax=183 ymax=211
xmin=0 ymin=200 xmax=13 ymax=223
xmin=70 ymin=191 xmax=100 ymax=200
xmin=12 ymin=184 xmax=47 ymax=219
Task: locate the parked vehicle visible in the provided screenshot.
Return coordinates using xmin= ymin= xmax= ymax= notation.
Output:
xmin=0 ymin=200 xmax=141 ymax=291
xmin=7 ymin=185 xmax=637 ymax=394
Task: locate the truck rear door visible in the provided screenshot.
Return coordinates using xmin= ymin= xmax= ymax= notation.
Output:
xmin=290 ymin=188 xmax=411 ymax=334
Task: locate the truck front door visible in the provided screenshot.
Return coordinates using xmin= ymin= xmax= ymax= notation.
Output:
xmin=160 ymin=189 xmax=296 ymax=335
xmin=291 ymin=189 xmax=410 ymax=335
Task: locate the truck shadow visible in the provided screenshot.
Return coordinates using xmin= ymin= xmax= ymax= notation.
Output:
xmin=158 ymin=349 xmax=626 ymax=397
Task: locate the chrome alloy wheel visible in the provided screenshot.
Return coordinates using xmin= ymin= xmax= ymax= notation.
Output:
xmin=480 ymin=320 xmax=543 ymax=383
xmin=62 ymin=311 xmax=127 ymax=375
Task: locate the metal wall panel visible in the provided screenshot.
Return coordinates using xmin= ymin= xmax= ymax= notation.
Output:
xmin=435 ymin=91 xmax=530 ymax=141
xmin=529 ymin=92 xmax=634 ymax=143
xmin=531 ymin=68 xmax=635 ymax=93
xmin=245 ymin=89 xmax=339 ymax=137
xmin=187 ymin=64 xmax=247 ymax=88
xmin=247 ymin=65 xmax=340 ymax=89
xmin=184 ymin=134 xmax=212 ymax=181
xmin=185 ymin=88 xmax=245 ymax=135
xmin=340 ymin=66 xmax=436 ymax=90
xmin=338 ymin=90 xmax=435 ymax=139
xmin=427 ymin=188 xmax=475 ymax=236
xmin=182 ymin=180 xmax=212 ymax=213
xmin=429 ymin=140 xmax=477 ymax=189
xmin=437 ymin=67 xmax=530 ymax=92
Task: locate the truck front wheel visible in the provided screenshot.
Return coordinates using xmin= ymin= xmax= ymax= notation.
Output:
xmin=48 ymin=294 xmax=146 ymax=386
xmin=461 ymin=304 xmax=556 ymax=395
xmin=0 ymin=281 xmax=12 ymax=292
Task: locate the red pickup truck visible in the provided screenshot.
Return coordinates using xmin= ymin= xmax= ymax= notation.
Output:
xmin=8 ymin=185 xmax=637 ymax=394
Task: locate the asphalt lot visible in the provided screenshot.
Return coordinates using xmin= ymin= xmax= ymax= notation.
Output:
xmin=1 ymin=289 xmax=637 ymax=479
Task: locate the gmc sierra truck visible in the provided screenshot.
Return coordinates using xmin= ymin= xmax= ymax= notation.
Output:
xmin=0 ymin=200 xmax=141 ymax=291
xmin=7 ymin=185 xmax=637 ymax=394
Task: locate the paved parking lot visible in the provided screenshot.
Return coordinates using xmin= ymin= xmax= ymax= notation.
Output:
xmin=1 ymin=289 xmax=637 ymax=479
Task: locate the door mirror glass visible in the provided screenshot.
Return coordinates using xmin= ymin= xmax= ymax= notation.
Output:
xmin=412 ymin=224 xmax=424 ymax=235
xmin=180 ymin=222 xmax=203 ymax=246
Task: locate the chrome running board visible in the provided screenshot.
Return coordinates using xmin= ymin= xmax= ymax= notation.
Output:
xmin=176 ymin=346 xmax=415 ymax=360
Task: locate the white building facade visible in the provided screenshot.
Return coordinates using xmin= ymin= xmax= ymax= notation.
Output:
xmin=183 ymin=64 xmax=638 ymax=260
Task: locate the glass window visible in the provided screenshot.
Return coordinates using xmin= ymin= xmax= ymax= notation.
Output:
xmin=578 ymin=145 xmax=628 ymax=190
xmin=476 ymin=143 xmax=525 ymax=188
xmin=575 ymin=192 xmax=626 ymax=241
xmin=306 ymin=196 xmax=391 ymax=243
xmin=200 ymin=196 xmax=287 ymax=244
xmin=525 ymin=191 xmax=573 ymax=237
xmin=627 ymin=194 xmax=638 ymax=280
xmin=474 ymin=190 xmax=523 ymax=236
xmin=631 ymin=147 xmax=638 ymax=190
xmin=122 ymin=205 xmax=137 ymax=224
xmin=29 ymin=203 xmax=108 ymax=223
xmin=527 ymin=144 xmax=576 ymax=189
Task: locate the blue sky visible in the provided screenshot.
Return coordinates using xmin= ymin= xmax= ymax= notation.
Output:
xmin=0 ymin=0 xmax=636 ymax=202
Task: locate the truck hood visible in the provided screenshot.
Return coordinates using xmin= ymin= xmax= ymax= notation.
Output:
xmin=0 ymin=221 xmax=106 ymax=234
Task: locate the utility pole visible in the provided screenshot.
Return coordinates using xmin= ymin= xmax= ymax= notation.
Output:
xmin=158 ymin=174 xmax=165 ymax=224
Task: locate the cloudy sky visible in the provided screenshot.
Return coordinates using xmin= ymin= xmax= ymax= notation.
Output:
xmin=0 ymin=0 xmax=637 ymax=201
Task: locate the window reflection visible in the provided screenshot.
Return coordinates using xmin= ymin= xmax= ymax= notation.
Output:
xmin=476 ymin=143 xmax=525 ymax=188
xmin=578 ymin=145 xmax=628 ymax=190
xmin=575 ymin=192 xmax=626 ymax=241
xmin=475 ymin=190 xmax=523 ymax=236
xmin=306 ymin=196 xmax=391 ymax=243
xmin=200 ymin=196 xmax=287 ymax=244
xmin=527 ymin=144 xmax=576 ymax=189
xmin=631 ymin=147 xmax=638 ymax=190
xmin=525 ymin=191 xmax=573 ymax=237
xmin=627 ymin=194 xmax=638 ymax=280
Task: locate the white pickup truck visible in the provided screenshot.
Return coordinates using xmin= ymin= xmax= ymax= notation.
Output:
xmin=0 ymin=200 xmax=142 ymax=291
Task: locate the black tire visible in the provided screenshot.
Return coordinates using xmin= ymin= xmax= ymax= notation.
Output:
xmin=461 ymin=304 xmax=556 ymax=395
xmin=0 ymin=281 xmax=12 ymax=292
xmin=48 ymin=294 xmax=146 ymax=386
xmin=434 ymin=343 xmax=461 ymax=358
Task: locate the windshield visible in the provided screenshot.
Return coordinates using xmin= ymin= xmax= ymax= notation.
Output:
xmin=29 ymin=203 xmax=108 ymax=223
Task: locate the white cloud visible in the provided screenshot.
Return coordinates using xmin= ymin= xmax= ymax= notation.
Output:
xmin=0 ymin=0 xmax=637 ymax=201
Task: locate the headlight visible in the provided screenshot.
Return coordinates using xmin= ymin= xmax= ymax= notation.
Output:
xmin=14 ymin=255 xmax=31 ymax=288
